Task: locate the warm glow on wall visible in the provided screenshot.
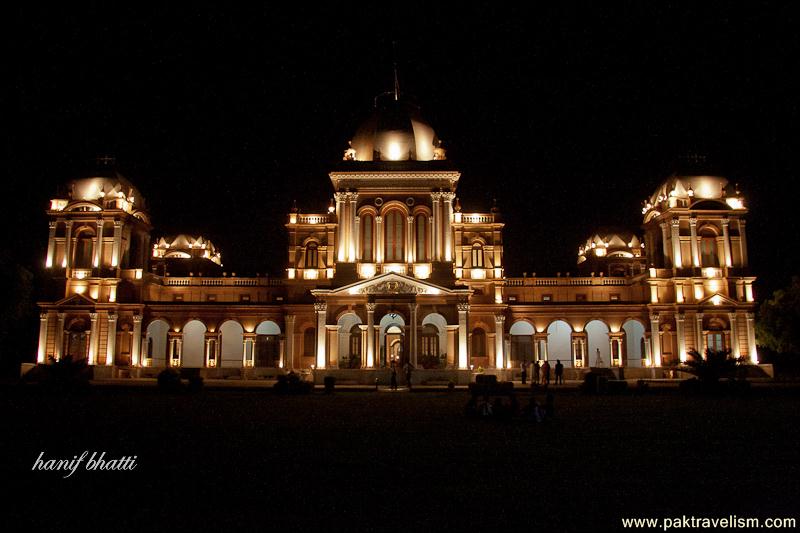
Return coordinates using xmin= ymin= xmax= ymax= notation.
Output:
xmin=726 ymin=198 xmax=744 ymax=209
xmin=90 ymin=286 xmax=99 ymax=300
xmin=72 ymin=284 xmax=86 ymax=295
xmin=470 ymin=268 xmax=486 ymax=280
xmin=413 ymin=264 xmax=430 ymax=279
xmin=287 ymin=268 xmax=296 ymax=279
xmin=711 ymin=294 xmax=722 ymax=306
xmin=650 ymin=286 xmax=658 ymax=303
xmin=50 ymin=199 xmax=68 ymax=211
xmin=387 ymin=142 xmax=403 ymax=161
xmin=359 ymin=263 xmax=376 ymax=278
xmin=694 ymin=284 xmax=704 ymax=300
xmin=745 ymin=284 xmax=754 ymax=302
xmin=303 ymin=269 xmax=319 ymax=280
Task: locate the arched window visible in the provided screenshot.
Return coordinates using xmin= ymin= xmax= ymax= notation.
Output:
xmin=384 ymin=210 xmax=405 ymax=262
xmin=415 ymin=214 xmax=428 ymax=261
xmin=471 ymin=328 xmax=486 ymax=357
xmin=303 ymin=327 xmax=316 ymax=357
xmin=421 ymin=324 xmax=439 ymax=358
xmin=700 ymin=228 xmax=719 ymax=267
xmin=305 ymin=242 xmax=318 ymax=269
xmin=73 ymin=230 xmax=94 ymax=269
xmin=361 ymin=214 xmax=374 ymax=262
xmin=471 ymin=243 xmax=484 ymax=268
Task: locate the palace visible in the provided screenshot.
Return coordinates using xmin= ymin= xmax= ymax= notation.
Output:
xmin=34 ymin=94 xmax=760 ymax=382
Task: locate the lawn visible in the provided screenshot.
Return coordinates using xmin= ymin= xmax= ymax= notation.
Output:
xmin=2 ymin=386 xmax=798 ymax=531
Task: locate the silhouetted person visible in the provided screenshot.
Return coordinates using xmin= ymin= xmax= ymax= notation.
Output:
xmin=533 ymin=360 xmax=540 ymax=384
xmin=521 ymin=361 xmax=528 ymax=385
xmin=390 ymin=365 xmax=398 ymax=390
xmin=542 ymin=360 xmax=551 ymax=386
xmin=404 ymin=362 xmax=413 ymax=390
xmin=555 ymin=359 xmax=564 ymax=385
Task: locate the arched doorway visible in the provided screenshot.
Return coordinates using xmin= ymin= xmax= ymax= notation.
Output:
xmin=219 ymin=320 xmax=244 ymax=368
xmin=586 ymin=320 xmax=610 ymax=367
xmin=65 ymin=318 xmax=89 ymax=361
xmin=145 ymin=319 xmax=170 ymax=367
xmin=509 ymin=320 xmax=535 ymax=364
xmin=546 ymin=320 xmax=572 ymax=367
xmin=337 ymin=313 xmax=363 ymax=368
xmin=622 ymin=319 xmax=646 ymax=368
xmin=182 ymin=320 xmax=206 ymax=368
xmin=379 ymin=313 xmax=406 ymax=368
xmin=421 ymin=313 xmax=447 ymax=368
xmin=255 ymin=321 xmax=281 ymax=367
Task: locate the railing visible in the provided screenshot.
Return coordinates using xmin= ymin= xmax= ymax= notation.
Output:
xmin=505 ymin=276 xmax=632 ymax=287
xmin=297 ymin=214 xmax=331 ymax=224
xmin=460 ymin=214 xmax=495 ymax=224
xmin=163 ymin=277 xmax=284 ymax=287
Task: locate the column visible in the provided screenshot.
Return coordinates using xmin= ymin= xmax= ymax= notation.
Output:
xmin=285 ymin=314 xmax=296 ymax=370
xmin=315 ymin=301 xmax=327 ymax=369
xmin=745 ymin=312 xmax=758 ymax=364
xmin=695 ymin=313 xmax=704 ymax=357
xmin=375 ymin=216 xmax=383 ymax=264
xmin=446 ymin=325 xmax=458 ymax=368
xmin=205 ymin=338 xmax=213 ymax=367
xmin=721 ymin=218 xmax=732 ymax=268
xmin=278 ymin=338 xmax=286 ymax=369
xmin=659 ymin=222 xmax=670 ymax=268
xmin=105 ymin=314 xmax=117 ymax=365
xmin=728 ymin=312 xmax=740 ymax=358
xmin=348 ymin=192 xmax=358 ymax=262
xmin=407 ymin=216 xmax=415 ymax=263
xmin=366 ymin=303 xmax=376 ymax=368
xmin=358 ymin=325 xmax=368 ymax=368
xmin=442 ymin=192 xmax=455 ymax=262
xmin=63 ymin=220 xmax=74 ymax=268
xmin=644 ymin=337 xmax=652 ymax=366
xmin=494 ymin=314 xmax=505 ymax=369
xmin=457 ymin=301 xmax=469 ymax=369
xmin=131 ymin=315 xmax=143 ymax=366
xmin=111 ymin=220 xmax=123 ymax=268
xmin=37 ymin=313 xmax=49 ymax=363
xmin=670 ymin=217 xmax=682 ymax=269
xmin=88 ymin=312 xmax=99 ymax=365
xmin=676 ymin=313 xmax=686 ymax=362
xmin=94 ymin=219 xmax=105 ymax=268
xmin=649 ymin=314 xmax=662 ymax=367
xmin=55 ymin=313 xmax=66 ymax=360
xmin=325 ymin=326 xmax=339 ymax=368
xmin=689 ymin=217 xmax=700 ymax=267
xmin=335 ymin=192 xmax=347 ymax=262
xmin=431 ymin=192 xmax=441 ymax=261
xmin=738 ymin=219 xmax=748 ymax=267
xmin=354 ymin=215 xmax=361 ymax=261
xmin=410 ymin=303 xmax=418 ymax=367
xmin=46 ymin=221 xmax=57 ymax=268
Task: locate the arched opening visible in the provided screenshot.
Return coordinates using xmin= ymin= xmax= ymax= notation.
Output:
xmin=303 ymin=327 xmax=316 ymax=358
xmin=304 ymin=242 xmax=319 ymax=269
xmin=145 ymin=319 xmax=170 ymax=366
xmin=415 ymin=213 xmax=428 ymax=261
xmin=255 ymin=320 xmax=281 ymax=367
xmin=73 ymin=229 xmax=95 ymax=269
xmin=471 ymin=328 xmax=487 ymax=359
xmin=706 ymin=317 xmax=727 ymax=354
xmin=471 ymin=243 xmax=484 ymax=268
xmin=421 ymin=313 xmax=448 ymax=367
xmin=419 ymin=324 xmax=441 ymax=368
xmin=700 ymin=227 xmax=719 ymax=267
xmin=65 ymin=318 xmax=89 ymax=361
xmin=546 ymin=320 xmax=572 ymax=367
xmin=182 ymin=320 xmax=206 ymax=368
xmin=509 ymin=320 xmax=535 ymax=363
xmin=220 ymin=320 xmax=244 ymax=368
xmin=337 ymin=313 xmax=363 ymax=368
xmin=384 ymin=209 xmax=405 ymax=262
xmin=361 ymin=214 xmax=374 ymax=262
xmin=379 ymin=313 xmax=406 ymax=367
xmin=586 ymin=320 xmax=610 ymax=367
xmin=622 ymin=319 xmax=646 ymax=368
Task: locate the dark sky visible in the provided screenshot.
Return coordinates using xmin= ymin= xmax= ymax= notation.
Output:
xmin=7 ymin=3 xmax=800 ymax=297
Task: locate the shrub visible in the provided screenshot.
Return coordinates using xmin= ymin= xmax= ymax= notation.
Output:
xmin=157 ymin=368 xmax=182 ymax=392
xmin=274 ymin=371 xmax=313 ymax=395
xmin=25 ymin=355 xmax=92 ymax=394
xmin=187 ymin=375 xmax=204 ymax=392
xmin=324 ymin=375 xmax=336 ymax=393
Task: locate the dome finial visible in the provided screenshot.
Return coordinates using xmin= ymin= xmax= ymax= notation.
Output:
xmin=392 ymin=40 xmax=400 ymax=101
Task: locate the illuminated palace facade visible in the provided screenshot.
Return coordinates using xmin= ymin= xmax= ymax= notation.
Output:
xmin=35 ymin=96 xmax=760 ymax=380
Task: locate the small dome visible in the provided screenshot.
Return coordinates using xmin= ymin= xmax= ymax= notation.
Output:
xmin=152 ymin=235 xmax=222 ymax=266
xmin=643 ymin=174 xmax=743 ymax=221
xmin=578 ymin=228 xmax=644 ymax=264
xmin=60 ymin=165 xmax=147 ymax=216
xmin=345 ymin=98 xmax=445 ymax=162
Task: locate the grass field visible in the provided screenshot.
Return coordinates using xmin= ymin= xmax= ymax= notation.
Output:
xmin=2 ymin=385 xmax=798 ymax=531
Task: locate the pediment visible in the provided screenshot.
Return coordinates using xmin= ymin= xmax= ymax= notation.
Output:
xmin=314 ymin=272 xmax=467 ymax=296
xmin=697 ymin=292 xmax=739 ymax=307
xmin=54 ymin=293 xmax=97 ymax=307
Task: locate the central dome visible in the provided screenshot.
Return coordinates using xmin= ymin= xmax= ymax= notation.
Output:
xmin=345 ymin=97 xmax=445 ymax=162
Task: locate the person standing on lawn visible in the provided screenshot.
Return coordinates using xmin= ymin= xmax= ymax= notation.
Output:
xmin=555 ymin=359 xmax=564 ymax=385
xmin=542 ymin=360 xmax=551 ymax=386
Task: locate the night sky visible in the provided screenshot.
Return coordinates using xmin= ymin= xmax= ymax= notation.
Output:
xmin=8 ymin=4 xmax=800 ymax=296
